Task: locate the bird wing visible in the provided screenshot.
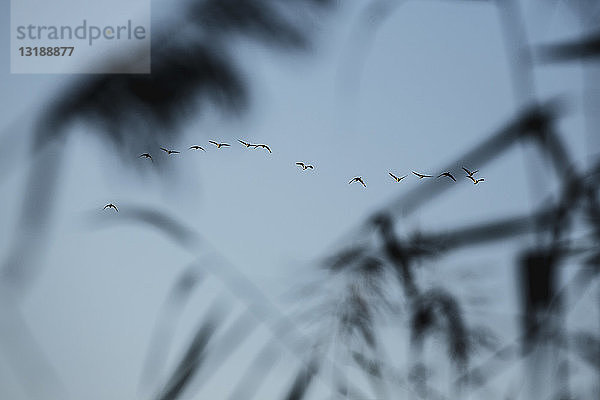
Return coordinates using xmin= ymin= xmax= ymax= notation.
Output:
xmin=412 ymin=171 xmax=422 ymax=178
xmin=359 ymin=179 xmax=366 ymax=187
xmin=389 ymin=172 xmax=397 ymax=180
xmin=296 ymin=162 xmax=304 ymax=167
xmin=103 ymin=204 xmax=109 ymax=209
xmin=307 ymin=165 xmax=313 ymax=169
xmin=160 ymin=147 xmax=169 ymax=153
xmin=222 ymin=143 xmax=230 ymax=147
xmin=209 ymin=141 xmax=219 ymax=146
xmin=264 ymin=145 xmax=272 ymax=153
xmin=171 ymin=150 xmax=180 ymax=154
xmin=238 ymin=140 xmax=248 ymax=146
xmin=349 ymin=178 xmax=356 ymax=184
xmin=467 ymin=175 xmax=476 ymax=182
xmin=438 ymin=172 xmax=456 ymax=181
xmin=462 ymin=167 xmax=471 ymax=175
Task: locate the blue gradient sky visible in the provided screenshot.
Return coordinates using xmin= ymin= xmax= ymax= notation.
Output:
xmin=1 ymin=0 xmax=597 ymax=399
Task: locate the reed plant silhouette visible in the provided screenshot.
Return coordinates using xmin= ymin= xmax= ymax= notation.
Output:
xmin=1 ymin=0 xmax=600 ymax=399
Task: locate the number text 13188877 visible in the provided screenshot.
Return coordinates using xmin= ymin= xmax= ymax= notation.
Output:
xmin=19 ymin=47 xmax=74 ymax=56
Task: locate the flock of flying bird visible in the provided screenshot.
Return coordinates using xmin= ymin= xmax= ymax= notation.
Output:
xmin=103 ymin=140 xmax=485 ymax=211
xmin=348 ymin=167 xmax=484 ymax=187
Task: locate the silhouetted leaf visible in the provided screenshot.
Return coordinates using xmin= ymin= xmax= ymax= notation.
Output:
xmin=192 ymin=0 xmax=308 ymax=49
xmin=410 ymin=289 xmax=469 ymax=367
xmin=228 ymin=341 xmax=282 ymax=400
xmin=537 ymin=32 xmax=600 ymax=62
xmin=282 ymin=356 xmax=320 ymax=400
xmin=155 ymin=297 xmax=230 ymax=400
xmin=141 ymin=265 xmax=205 ymax=393
xmin=572 ymin=331 xmax=600 ymax=371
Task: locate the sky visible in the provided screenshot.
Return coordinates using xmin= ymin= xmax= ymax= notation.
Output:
xmin=0 ymin=0 xmax=598 ymax=399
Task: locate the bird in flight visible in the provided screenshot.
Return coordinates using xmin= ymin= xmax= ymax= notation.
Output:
xmin=254 ymin=144 xmax=272 ymax=153
xmin=238 ymin=140 xmax=254 ymax=148
xmin=437 ymin=172 xmax=456 ymax=182
xmin=209 ymin=140 xmax=230 ymax=149
xmin=160 ymin=147 xmax=180 ymax=155
xmin=296 ymin=162 xmax=314 ymax=170
xmin=189 ymin=145 xmax=206 ymax=151
xmin=349 ymin=177 xmax=366 ymax=187
xmin=462 ymin=167 xmax=479 ymax=177
xmin=103 ymin=203 xmax=118 ymax=212
xmin=389 ymin=172 xmax=407 ymax=182
xmin=467 ymin=176 xmax=485 ymax=185
xmin=138 ymin=153 xmax=153 ymax=161
xmin=412 ymin=171 xmax=433 ymax=179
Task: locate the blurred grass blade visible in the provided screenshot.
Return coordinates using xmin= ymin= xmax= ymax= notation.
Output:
xmin=537 ymin=32 xmax=600 ymax=62
xmin=185 ymin=307 xmax=259 ymax=393
xmin=571 ymin=331 xmax=600 ymax=371
xmin=228 ymin=340 xmax=282 ymax=400
xmin=140 ymin=264 xmax=205 ymax=395
xmin=0 ymin=300 xmax=68 ymax=400
xmin=154 ymin=295 xmax=230 ymax=400
xmin=283 ymin=356 xmax=321 ymax=400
